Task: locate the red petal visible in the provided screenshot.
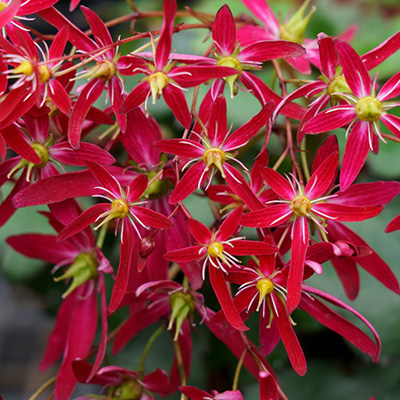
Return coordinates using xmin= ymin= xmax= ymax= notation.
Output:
xmin=287 ymin=217 xmax=309 ymax=313
xmin=229 ymin=240 xmax=277 ymax=256
xmin=164 ymin=245 xmax=203 ymax=262
xmin=339 ymin=120 xmax=371 ymax=190
xmin=155 ymin=138 xmax=204 ymax=158
xmin=259 ymin=371 xmax=278 ymax=400
xmin=331 ymin=257 xmax=360 ymax=300
xmin=335 ymin=40 xmax=371 ymax=98
xmin=207 ymin=96 xmax=228 ymax=146
xmin=261 ymin=168 xmax=295 ymax=199
xmin=305 ymin=151 xmax=338 ymax=199
xmin=318 ymin=33 xmax=337 ymax=79
xmin=303 ymin=105 xmax=356 ymax=133
xmin=313 ymin=203 xmax=383 ymax=222
xmin=87 ymin=161 xmax=122 ymax=196
xmin=300 ymin=288 xmax=380 ymax=362
xmin=239 ymin=40 xmax=305 ymax=62
xmin=163 ymin=84 xmax=192 ymax=128
xmin=131 ymin=206 xmax=173 ymax=229
xmin=171 ymin=65 xmax=237 ymax=88
xmin=224 ymin=103 xmax=272 ymax=151
xmin=68 ymin=79 xmax=106 ymax=149
xmin=224 ymin=164 xmax=265 ymax=211
xmin=120 ymin=81 xmax=149 ymax=113
xmin=241 ymin=204 xmax=292 ymax=228
xmin=386 ymin=214 xmax=400 ymax=233
xmin=58 ymin=203 xmax=110 ymax=242
xmin=109 ymin=223 xmax=135 ymax=313
xmin=0 ymin=124 xmax=41 ymax=164
xmin=188 ymin=218 xmax=212 ymax=244
xmin=127 ymin=174 xmax=148 ymax=202
xmin=213 ymin=5 xmax=236 ymax=55
xmin=13 ymin=170 xmax=98 ymax=208
xmin=272 ymin=292 xmax=307 ymax=376
xmin=330 ymin=181 xmax=400 ymax=206
xmin=209 ymin=266 xmax=249 ymax=331
xmin=169 ymin=162 xmax=207 ymax=204
xmin=216 ymin=207 xmax=242 ymax=241
xmin=0 ymin=0 xmax=20 ymax=29
xmin=381 ymin=113 xmax=400 ymax=139
xmin=155 ymin=0 xmax=176 ymax=69
xmin=49 ymin=79 xmax=72 ymax=115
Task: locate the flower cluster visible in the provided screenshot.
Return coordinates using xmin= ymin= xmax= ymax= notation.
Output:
xmin=2 ymin=0 xmax=400 ymax=399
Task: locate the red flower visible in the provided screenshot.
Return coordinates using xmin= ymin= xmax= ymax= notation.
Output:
xmin=164 ymin=207 xmax=277 ymax=331
xmin=303 ymin=40 xmax=400 ymax=189
xmin=241 ymin=150 xmax=383 ymax=311
xmin=156 ymin=96 xmax=272 ymax=204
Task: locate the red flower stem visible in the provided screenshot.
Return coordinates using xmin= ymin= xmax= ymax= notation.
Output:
xmin=271 ymin=60 xmax=304 ymax=184
xmin=238 ymin=331 xmax=288 ymax=400
xmin=382 ymin=132 xmax=400 ymax=143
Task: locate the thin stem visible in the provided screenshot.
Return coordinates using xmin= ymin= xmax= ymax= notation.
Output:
xmin=28 ymin=376 xmax=56 ymax=400
xmin=174 ymin=339 xmax=188 ymax=400
xmin=138 ymin=324 xmax=165 ymax=372
xmin=382 ymin=132 xmax=400 ymax=143
xmin=272 ymin=147 xmax=289 ymax=171
xmin=232 ymin=349 xmax=247 ymax=391
xmin=96 ymin=222 xmax=109 ymax=249
xmin=300 ymin=136 xmax=311 ymax=182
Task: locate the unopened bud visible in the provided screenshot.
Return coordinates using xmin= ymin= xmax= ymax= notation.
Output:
xmin=139 ymin=237 xmax=156 ymax=258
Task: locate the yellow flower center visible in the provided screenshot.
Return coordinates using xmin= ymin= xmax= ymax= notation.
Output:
xmin=38 ymin=64 xmax=51 ymax=83
xmin=290 ymin=195 xmax=311 ymax=217
xmin=203 ymin=147 xmax=226 ymax=178
xmin=0 ymin=2 xmax=8 ymax=12
xmin=217 ymin=56 xmax=242 ymax=75
xmin=148 ymin=71 xmax=169 ymax=104
xmin=110 ymin=199 xmax=129 ymax=219
xmin=13 ymin=61 xmax=34 ymax=76
xmin=355 ymin=96 xmax=382 ymax=122
xmin=207 ymin=241 xmax=224 ymax=258
xmin=92 ymin=59 xmax=116 ymax=81
xmin=256 ymin=278 xmax=274 ymax=311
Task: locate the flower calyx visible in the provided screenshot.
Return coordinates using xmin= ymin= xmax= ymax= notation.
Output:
xmin=108 ymin=379 xmax=143 ymax=400
xmin=355 ymin=96 xmax=383 ymax=122
xmin=54 ymin=252 xmax=98 ymax=298
xmin=7 ymin=142 xmax=50 ymax=182
xmin=256 ymin=278 xmax=274 ymax=311
xmin=327 ymin=74 xmax=351 ymax=101
xmin=217 ymin=56 xmax=242 ymax=98
xmin=279 ymin=0 xmax=316 ymax=44
xmin=168 ymin=290 xmax=195 ymax=341
xmin=95 ymin=199 xmax=129 ymax=230
xmin=203 ymin=148 xmax=226 ymax=178
xmin=148 ymin=71 xmax=169 ymax=104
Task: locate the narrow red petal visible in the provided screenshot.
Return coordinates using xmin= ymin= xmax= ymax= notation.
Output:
xmin=287 ymin=217 xmax=309 ymax=313
xmin=209 ymin=266 xmax=248 ymax=331
xmin=213 ymin=5 xmax=236 ymax=55
xmin=272 ymin=292 xmax=307 ymax=376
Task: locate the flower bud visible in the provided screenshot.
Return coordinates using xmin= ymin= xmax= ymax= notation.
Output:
xmin=54 ymin=252 xmax=98 ymax=298
xmin=168 ymin=291 xmax=195 ymax=341
xmin=139 ymin=237 xmax=156 ymax=258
